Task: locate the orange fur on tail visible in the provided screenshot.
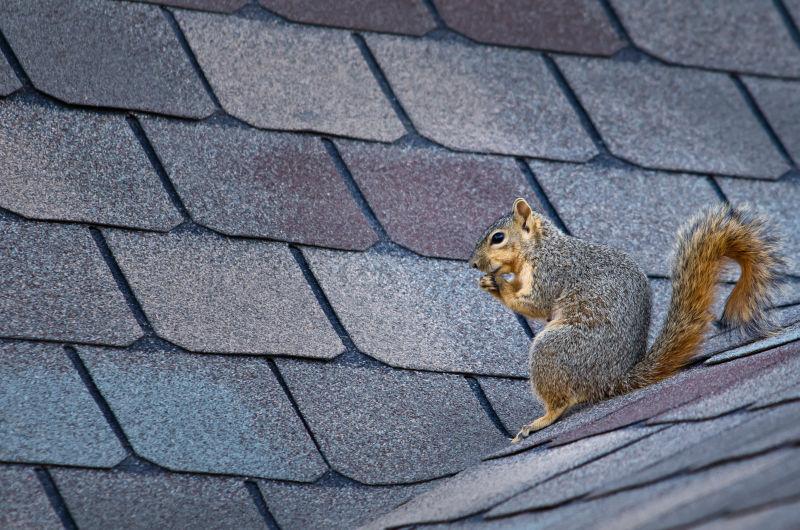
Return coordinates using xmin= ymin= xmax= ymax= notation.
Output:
xmin=629 ymin=204 xmax=783 ymax=389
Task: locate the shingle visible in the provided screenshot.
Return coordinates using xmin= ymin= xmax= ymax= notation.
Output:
xmin=0 ymin=99 xmax=181 ymax=231
xmin=175 ymin=11 xmax=404 ymax=141
xmin=365 ymin=35 xmax=597 ymax=160
xmin=742 ymin=78 xmax=800 ymax=164
xmin=131 ymin=0 xmax=248 ymax=12
xmin=704 ymin=322 xmax=800 ymax=364
xmin=556 ymin=56 xmax=789 ymax=179
xmin=0 ymin=0 xmax=214 ymax=118
xmin=530 ymin=160 xmax=720 ymax=276
xmin=551 ymin=346 xmax=792 ymax=445
xmin=610 ymin=0 xmax=800 ymax=77
xmin=364 ymin=428 xmax=652 ymax=527
xmin=0 ymin=222 xmax=142 ymax=345
xmin=336 ymin=140 xmax=535 ymax=259
xmin=693 ymin=499 xmax=800 ymax=530
xmin=260 ymin=477 xmax=432 ymax=530
xmin=0 ymin=342 xmax=126 ymax=467
xmin=141 ymin=118 xmax=376 ymax=250
xmin=717 ymin=174 xmax=800 ymax=275
xmin=78 ymin=346 xmax=327 ymax=481
xmin=276 ymin=359 xmax=507 ymax=484
xmin=478 ymin=378 xmax=543 ymax=435
xmin=302 ymin=248 xmax=530 ymax=375
xmin=103 ymin=230 xmax=342 ymax=357
xmin=0 ymin=55 xmax=21 ymax=96
xmin=0 ymin=467 xmax=60 ymax=530
xmin=259 ymin=0 xmax=436 ymax=35
xmin=487 ymin=417 xmax=748 ymax=518
xmin=52 ymin=469 xmax=264 ymax=529
xmin=434 ymin=0 xmax=623 ymax=55
xmin=787 ymin=0 xmax=800 ymax=24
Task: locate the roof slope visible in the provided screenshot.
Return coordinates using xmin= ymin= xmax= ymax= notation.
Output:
xmin=1 ymin=1 xmax=799 ymax=529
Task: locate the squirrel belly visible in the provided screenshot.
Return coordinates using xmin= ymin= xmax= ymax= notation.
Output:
xmin=470 ymin=199 xmax=784 ymax=442
xmin=616 ymin=203 xmax=784 ymax=394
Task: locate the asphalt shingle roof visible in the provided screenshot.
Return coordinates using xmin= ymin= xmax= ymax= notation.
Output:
xmin=1 ymin=1 xmax=799 ymax=528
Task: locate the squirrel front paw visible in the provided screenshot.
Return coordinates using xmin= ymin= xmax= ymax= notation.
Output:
xmin=479 ymin=274 xmax=499 ymax=293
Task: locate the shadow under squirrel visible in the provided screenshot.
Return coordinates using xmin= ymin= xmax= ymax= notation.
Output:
xmin=469 ymin=199 xmax=784 ymax=443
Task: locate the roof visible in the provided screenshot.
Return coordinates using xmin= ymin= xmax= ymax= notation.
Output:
xmin=1 ymin=0 xmax=799 ymax=529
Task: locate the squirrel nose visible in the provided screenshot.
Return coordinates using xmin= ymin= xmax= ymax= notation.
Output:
xmin=469 ymin=259 xmax=478 ymax=269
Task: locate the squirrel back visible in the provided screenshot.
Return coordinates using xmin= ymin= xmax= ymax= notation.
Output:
xmin=618 ymin=203 xmax=784 ymax=393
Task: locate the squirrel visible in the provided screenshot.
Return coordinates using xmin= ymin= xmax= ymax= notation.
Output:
xmin=469 ymin=198 xmax=784 ymax=443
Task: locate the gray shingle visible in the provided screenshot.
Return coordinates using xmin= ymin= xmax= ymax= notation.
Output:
xmin=276 ymin=359 xmax=507 ymax=484
xmin=260 ymin=477 xmax=433 ymax=530
xmin=103 ymin=230 xmax=342 ymax=357
xmin=302 ymin=248 xmax=530 ymax=376
xmin=175 ymin=11 xmax=404 ymax=141
xmin=788 ymin=0 xmax=800 ymax=24
xmin=0 ymin=467 xmax=60 ymax=530
xmin=434 ymin=0 xmax=623 ymax=55
xmin=530 ymin=160 xmax=720 ymax=276
xmin=717 ymin=173 xmax=800 ymax=275
xmin=335 ymin=140 xmax=534 ymax=260
xmin=0 ymin=342 xmax=126 ymax=467
xmin=743 ymin=77 xmax=800 ymax=164
xmin=692 ymin=499 xmax=800 ymax=530
xmin=0 ymin=55 xmax=21 ymax=96
xmin=78 ymin=346 xmax=327 ymax=481
xmin=260 ymin=0 xmax=436 ymax=35
xmin=364 ymin=428 xmax=651 ymax=527
xmin=141 ymin=118 xmax=376 ymax=250
xmin=478 ymin=377 xmax=543 ymax=435
xmin=0 ymin=0 xmax=214 ymax=118
xmin=556 ymin=56 xmax=789 ymax=179
xmin=488 ymin=417 xmax=747 ymax=518
xmin=611 ymin=0 xmax=800 ymax=77
xmin=132 ymin=0 xmax=248 ymax=11
xmin=704 ymin=323 xmax=800 ymax=364
xmin=52 ymin=469 xmax=264 ymax=530
xmin=365 ymin=35 xmax=597 ymax=160
xmin=0 ymin=222 xmax=142 ymax=345
xmin=0 ymin=99 xmax=181 ymax=231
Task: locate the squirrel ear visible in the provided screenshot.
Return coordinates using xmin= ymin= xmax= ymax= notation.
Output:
xmin=513 ymin=198 xmax=532 ymax=224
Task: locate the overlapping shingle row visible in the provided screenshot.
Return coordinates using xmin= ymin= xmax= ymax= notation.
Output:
xmin=1 ymin=0 xmax=800 ymax=528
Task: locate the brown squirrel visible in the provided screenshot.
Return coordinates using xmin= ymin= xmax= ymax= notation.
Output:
xmin=469 ymin=198 xmax=783 ymax=443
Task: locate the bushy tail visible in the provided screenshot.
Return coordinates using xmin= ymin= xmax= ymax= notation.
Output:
xmin=622 ymin=204 xmax=784 ymax=391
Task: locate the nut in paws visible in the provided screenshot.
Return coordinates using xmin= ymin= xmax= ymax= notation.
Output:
xmin=479 ymin=274 xmax=498 ymax=292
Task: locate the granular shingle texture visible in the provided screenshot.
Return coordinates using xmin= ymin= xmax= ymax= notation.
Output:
xmin=556 ymin=56 xmax=789 ymax=179
xmin=276 ymin=359 xmax=507 ymax=484
xmin=260 ymin=0 xmax=436 ymax=35
xmin=364 ymin=428 xmax=651 ymax=527
xmin=742 ymin=77 xmax=800 ymax=163
xmin=176 ymin=11 xmax=404 ymax=141
xmin=0 ymin=467 xmax=60 ymax=530
xmin=0 ymin=222 xmax=141 ymax=345
xmin=530 ymin=160 xmax=720 ymax=276
xmin=0 ymin=342 xmax=126 ymax=467
xmin=365 ymin=35 xmax=597 ymax=160
xmin=336 ymin=140 xmax=534 ymax=259
xmin=141 ymin=118 xmax=376 ymax=249
xmin=52 ymin=469 xmax=265 ymax=529
xmin=716 ymin=174 xmax=800 ymax=275
xmin=434 ymin=0 xmax=623 ymax=55
xmin=78 ymin=346 xmax=327 ymax=481
xmin=260 ymin=477 xmax=432 ymax=530
xmin=103 ymin=229 xmax=342 ymax=357
xmin=0 ymin=0 xmax=214 ymax=118
xmin=0 ymin=99 xmax=181 ymax=231
xmin=478 ymin=377 xmax=543 ymax=435
xmin=302 ymin=248 xmax=530 ymax=375
xmin=610 ymin=0 xmax=800 ymax=77
xmin=0 ymin=55 xmax=21 ymax=96
xmin=132 ymin=0 xmax=248 ymax=11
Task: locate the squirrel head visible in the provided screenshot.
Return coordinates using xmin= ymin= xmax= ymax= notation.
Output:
xmin=468 ymin=198 xmax=547 ymax=274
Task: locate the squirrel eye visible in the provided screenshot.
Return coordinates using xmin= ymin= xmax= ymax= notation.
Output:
xmin=491 ymin=232 xmax=505 ymax=245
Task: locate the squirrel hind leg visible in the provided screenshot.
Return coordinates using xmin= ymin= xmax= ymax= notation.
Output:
xmin=511 ymin=397 xmax=577 ymax=443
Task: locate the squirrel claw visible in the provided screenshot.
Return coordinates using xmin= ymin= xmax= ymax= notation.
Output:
xmin=479 ymin=274 xmax=499 ymax=292
xmin=511 ymin=428 xmax=530 ymax=444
